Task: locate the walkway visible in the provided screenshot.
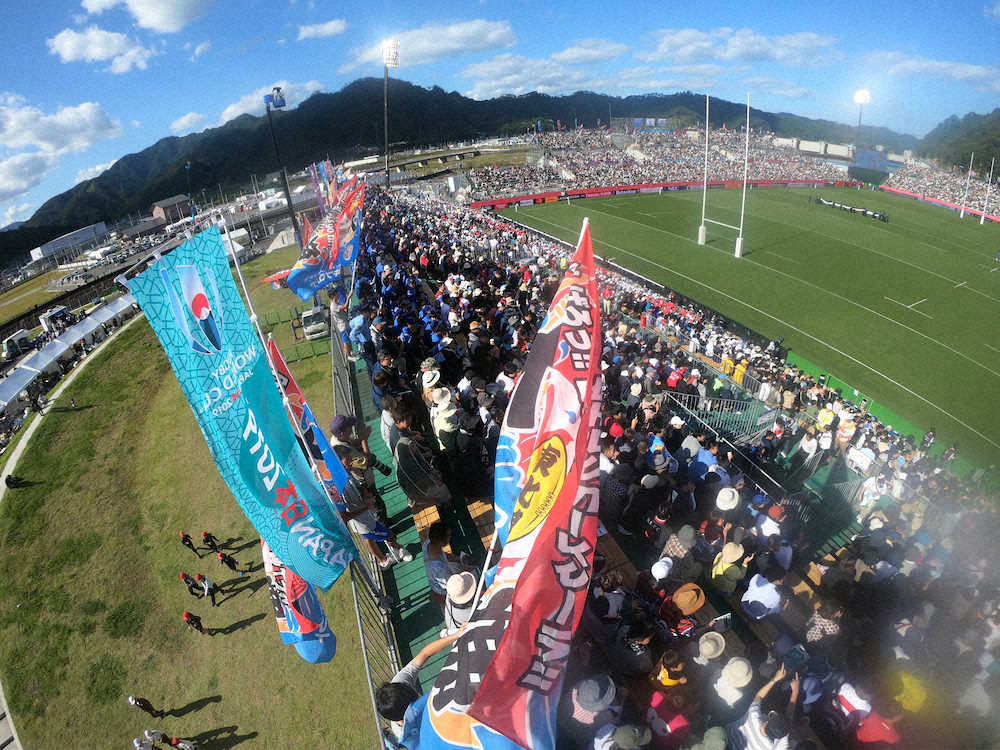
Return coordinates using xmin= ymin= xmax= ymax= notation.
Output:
xmin=0 ymin=311 xmax=144 ymax=750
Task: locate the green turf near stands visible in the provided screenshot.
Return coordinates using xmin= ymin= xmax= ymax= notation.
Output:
xmin=0 ymin=250 xmax=374 ymax=748
xmin=501 ymin=187 xmax=1000 ymax=470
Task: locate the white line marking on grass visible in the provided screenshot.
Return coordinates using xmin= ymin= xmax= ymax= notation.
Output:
xmin=884 ymin=296 xmax=934 ymax=320
xmin=580 ymin=202 xmax=1000 ymax=379
xmin=717 ymin=193 xmax=1000 ymax=304
xmin=954 ymin=281 xmax=967 ymax=288
xmin=764 ymin=250 xmax=801 ymax=264
xmin=986 ymin=344 xmax=1000 ymax=354
xmin=517 ymin=209 xmax=1000 ymax=449
xmin=908 ymin=298 xmax=927 ymax=308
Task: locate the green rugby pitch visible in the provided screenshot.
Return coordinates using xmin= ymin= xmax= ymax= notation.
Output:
xmin=501 ymin=187 xmax=1000 ymax=470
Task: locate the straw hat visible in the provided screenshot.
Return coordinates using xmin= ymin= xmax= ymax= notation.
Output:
xmin=431 ymin=387 xmax=452 ymax=405
xmin=650 ymin=557 xmax=674 ymax=581
xmin=630 ymin=383 xmax=643 ymax=397
xmin=716 ymin=487 xmax=740 ymax=511
xmin=672 ymin=583 xmax=706 ymax=615
xmin=721 ymin=542 xmax=744 ymax=564
xmin=720 ymin=657 xmax=753 ymax=689
xmin=422 ymin=370 xmax=440 ymax=389
xmin=698 ymin=631 xmax=726 ymax=660
xmin=446 ymin=572 xmax=476 ymax=605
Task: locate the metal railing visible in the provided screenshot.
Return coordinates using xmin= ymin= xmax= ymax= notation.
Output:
xmin=664 ymin=390 xmax=776 ymax=447
xmin=329 ymin=298 xmax=401 ymax=750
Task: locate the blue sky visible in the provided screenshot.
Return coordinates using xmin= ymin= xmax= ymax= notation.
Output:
xmin=2 ymin=0 xmax=999 ymax=227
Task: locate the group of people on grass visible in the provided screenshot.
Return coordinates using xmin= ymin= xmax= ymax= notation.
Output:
xmin=322 ymin=188 xmax=1000 ymax=748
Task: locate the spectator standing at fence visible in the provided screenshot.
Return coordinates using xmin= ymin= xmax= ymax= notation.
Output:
xmin=376 ymin=627 xmax=466 ymax=748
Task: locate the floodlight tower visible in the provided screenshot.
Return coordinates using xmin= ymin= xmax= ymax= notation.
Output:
xmin=853 ymin=88 xmax=871 ymax=153
xmin=264 ymin=86 xmax=302 ymax=251
xmin=382 ymin=39 xmax=399 ymax=189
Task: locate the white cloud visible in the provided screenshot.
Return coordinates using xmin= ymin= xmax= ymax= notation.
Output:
xmin=339 ymin=19 xmax=515 ymax=72
xmin=218 ymin=80 xmax=323 ymax=124
xmin=188 ymin=40 xmax=210 ymax=61
xmin=462 ymin=56 xmax=725 ymax=99
xmin=0 ymin=96 xmax=121 ymax=203
xmin=551 ymin=38 xmax=627 ymax=65
xmin=0 ymin=98 xmax=122 ymax=154
xmin=868 ymin=51 xmax=1000 ymax=91
xmin=744 ymin=75 xmax=811 ymax=99
xmin=297 ymin=19 xmax=347 ymax=41
xmin=463 ymin=54 xmax=595 ymax=99
xmin=641 ymin=27 xmax=838 ymax=67
xmin=986 ymin=1 xmax=1000 ymax=22
xmin=74 ymin=160 xmax=116 ymax=184
xmin=80 ymin=0 xmax=209 ymax=33
xmin=2 ymin=202 xmax=34 ymax=226
xmin=47 ymin=26 xmax=157 ymax=73
xmin=0 ymin=153 xmax=59 ymax=203
xmin=130 ymin=119 xmax=142 ymax=127
xmin=170 ymin=111 xmax=205 ymax=133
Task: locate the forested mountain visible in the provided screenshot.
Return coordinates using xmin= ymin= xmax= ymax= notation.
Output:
xmin=23 ymin=79 xmax=919 ymax=232
xmin=919 ymin=109 xmax=1000 ymax=173
xmin=5 ymin=78 xmax=993 ymax=263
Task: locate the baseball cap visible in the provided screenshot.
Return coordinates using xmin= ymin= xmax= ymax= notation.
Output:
xmin=329 ymin=415 xmax=356 ymax=434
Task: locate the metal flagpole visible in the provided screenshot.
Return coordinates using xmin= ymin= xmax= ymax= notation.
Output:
xmin=735 ymin=93 xmax=750 ymax=259
xmin=959 ymin=152 xmax=974 ymax=219
xmin=980 ymin=157 xmax=995 ymax=225
xmin=698 ymin=93 xmax=709 ymax=245
xmin=221 ymin=218 xmax=386 ymax=598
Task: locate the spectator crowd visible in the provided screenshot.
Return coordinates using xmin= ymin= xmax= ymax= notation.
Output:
xmin=330 ymin=187 xmax=1000 ymax=750
xmin=467 ymin=129 xmax=849 ymax=201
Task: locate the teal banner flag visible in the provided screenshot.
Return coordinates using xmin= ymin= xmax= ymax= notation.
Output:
xmin=128 ymin=228 xmax=356 ymax=591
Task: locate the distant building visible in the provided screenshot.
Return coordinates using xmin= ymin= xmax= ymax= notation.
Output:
xmin=119 ymin=217 xmax=167 ymax=239
xmin=30 ymin=221 xmax=108 ymax=263
xmin=151 ymin=194 xmax=191 ymax=222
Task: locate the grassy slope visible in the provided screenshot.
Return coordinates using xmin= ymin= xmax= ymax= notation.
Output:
xmin=0 ymin=248 xmax=371 ymax=749
xmin=0 ymin=270 xmax=63 ymax=321
xmin=503 ymin=187 xmax=1000 ymax=468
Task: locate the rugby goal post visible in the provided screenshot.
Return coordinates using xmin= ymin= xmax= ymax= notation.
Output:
xmin=698 ymin=93 xmax=751 ymax=258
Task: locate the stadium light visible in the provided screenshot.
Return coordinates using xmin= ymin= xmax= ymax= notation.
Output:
xmin=382 ymin=39 xmax=399 ymax=189
xmin=854 ymin=89 xmax=871 ymax=151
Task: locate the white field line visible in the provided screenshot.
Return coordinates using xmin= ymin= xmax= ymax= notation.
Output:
xmin=729 ymin=201 xmax=1000 ymax=306
xmin=580 ymin=202 xmax=1000 ymax=380
xmin=519 ymin=209 xmax=1000 ymax=450
xmin=884 ymin=296 xmax=934 ymax=320
xmin=764 ymin=250 xmax=801 ymax=264
xmin=752 ymin=188 xmax=994 ymax=262
xmin=954 ymin=281 xmax=967 ymax=288
xmin=986 ymin=344 xmax=1000 ymax=355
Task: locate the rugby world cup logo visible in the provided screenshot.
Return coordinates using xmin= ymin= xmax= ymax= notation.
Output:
xmin=160 ymin=264 xmax=225 ymax=355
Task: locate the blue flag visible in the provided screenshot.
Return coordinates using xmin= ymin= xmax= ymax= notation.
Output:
xmin=128 ymin=228 xmax=356 ymax=591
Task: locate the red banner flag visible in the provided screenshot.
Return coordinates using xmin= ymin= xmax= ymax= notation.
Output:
xmin=302 ymin=215 xmax=313 ymax=248
xmin=419 ymin=220 xmax=603 ymax=750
